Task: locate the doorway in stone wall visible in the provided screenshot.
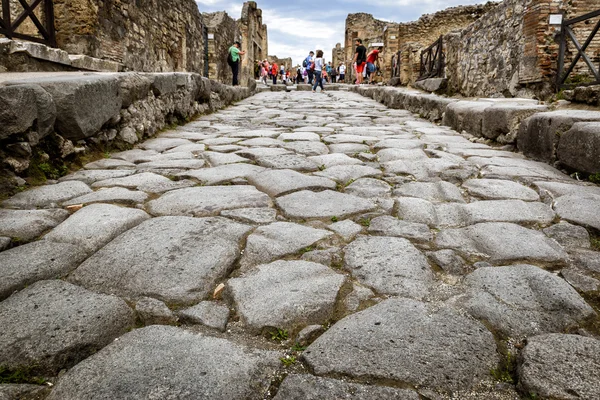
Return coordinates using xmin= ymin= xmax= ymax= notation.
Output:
xmin=203 ymin=26 xmax=209 ymax=78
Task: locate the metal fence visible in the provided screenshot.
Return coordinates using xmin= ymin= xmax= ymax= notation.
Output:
xmin=417 ymin=36 xmax=444 ymax=81
xmin=0 ymin=0 xmax=56 ymax=47
xmin=556 ymin=9 xmax=600 ymax=89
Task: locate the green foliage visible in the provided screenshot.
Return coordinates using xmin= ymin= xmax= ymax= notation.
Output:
xmin=280 ymin=355 xmax=297 ymax=366
xmin=38 ymin=162 xmax=68 ymax=180
xmin=359 ymin=218 xmax=371 ymax=227
xmin=103 ymin=151 xmax=111 ymax=159
xmin=564 ymin=73 xmax=594 ymax=86
xmin=344 ymin=179 xmax=355 ymax=187
xmin=591 ymin=237 xmax=600 ymax=251
xmin=299 ymin=246 xmax=314 ymax=255
xmin=490 ymin=352 xmax=516 ymax=383
xmin=318 ymin=165 xmax=326 ymax=171
xmin=588 ymin=173 xmax=600 ymax=184
xmin=291 ymin=343 xmax=307 ymax=352
xmin=270 ymin=328 xmax=288 ymax=342
xmin=330 ymin=216 xmax=339 ymax=222
xmin=0 ymin=366 xmax=46 ymax=385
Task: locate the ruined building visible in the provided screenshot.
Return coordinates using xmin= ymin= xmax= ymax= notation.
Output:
xmin=332 ymin=43 xmax=345 ymax=68
xmin=267 ymin=56 xmax=293 ymax=71
xmin=0 ymin=0 xmax=269 ymax=86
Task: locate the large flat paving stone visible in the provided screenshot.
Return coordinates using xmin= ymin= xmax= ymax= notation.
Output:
xmin=257 ymin=154 xmax=320 ymax=172
xmin=204 ymin=151 xmax=250 ymax=166
xmin=314 ymin=165 xmax=382 ymax=183
xmin=278 ymin=132 xmax=320 ymax=142
xmin=248 ymin=169 xmax=336 ymax=197
xmin=282 ymin=141 xmax=330 ymax=156
xmin=235 ymin=147 xmax=293 ymax=160
xmin=303 ymin=298 xmax=498 ymax=392
xmin=62 ymin=187 xmax=148 ymax=206
xmin=2 ymin=181 xmax=92 ymax=209
xmin=92 ymin=172 xmax=196 ymax=193
xmin=459 ymin=265 xmax=596 ymax=338
xmin=0 ymin=240 xmax=87 ymax=301
xmin=240 ymin=222 xmax=332 ymax=268
xmin=84 ymin=158 xmax=136 ymax=170
xmin=0 ymin=280 xmax=134 ymax=375
xmin=110 ymin=149 xmax=159 ymax=163
xmin=59 ymin=169 xmax=135 ymax=185
xmin=518 ymin=334 xmax=600 ymax=400
xmin=178 ymin=163 xmax=266 ymax=185
xmin=228 ymin=260 xmax=346 ymax=333
xmin=463 ymin=179 xmax=540 ymax=201
xmin=308 ymin=153 xmax=363 ymax=168
xmin=0 ymin=208 xmax=69 ymax=241
xmin=44 ymin=203 xmax=150 ymax=254
xmin=69 ymin=217 xmax=251 ymax=305
xmin=344 ymin=236 xmax=433 ymax=298
xmin=147 ymin=186 xmax=271 ymax=217
xmin=139 ymin=137 xmax=193 ymax=152
xmin=274 ymin=374 xmax=420 ymax=400
xmin=277 ymin=190 xmax=377 ymax=219
xmin=46 ymin=325 xmax=280 ymax=400
xmin=345 ymin=178 xmax=392 ymax=198
xmin=435 ymin=222 xmax=568 ymax=265
xmin=367 ymin=215 xmax=433 ymax=242
xmin=554 ymin=194 xmax=600 ymax=231
xmin=393 ymin=181 xmax=464 ymax=203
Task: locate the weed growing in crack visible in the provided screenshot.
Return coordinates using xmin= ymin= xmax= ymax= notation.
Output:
xmin=270 ymin=328 xmax=288 ymax=342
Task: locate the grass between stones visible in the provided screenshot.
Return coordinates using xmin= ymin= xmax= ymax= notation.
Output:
xmin=0 ymin=365 xmax=47 ymax=385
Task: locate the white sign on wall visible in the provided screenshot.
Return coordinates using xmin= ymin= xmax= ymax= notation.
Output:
xmin=549 ymin=14 xmax=563 ymax=25
xmin=370 ymin=42 xmax=384 ymax=47
xmin=207 ymin=33 xmax=215 ymax=40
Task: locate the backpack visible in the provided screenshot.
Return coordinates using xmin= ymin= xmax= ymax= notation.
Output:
xmin=302 ymin=58 xmax=308 ymax=68
xmin=227 ymin=49 xmax=234 ymax=66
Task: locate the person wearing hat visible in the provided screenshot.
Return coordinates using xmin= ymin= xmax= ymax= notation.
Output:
xmin=228 ymin=41 xmax=246 ymax=86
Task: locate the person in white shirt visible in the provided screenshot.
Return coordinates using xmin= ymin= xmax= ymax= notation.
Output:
xmin=311 ymin=50 xmax=326 ymax=93
xmin=339 ymin=64 xmax=346 ymax=83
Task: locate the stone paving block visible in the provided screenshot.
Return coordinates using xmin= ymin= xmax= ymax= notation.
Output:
xmin=344 ymin=236 xmax=434 ymax=298
xmin=240 ymin=222 xmax=332 ymax=268
xmin=45 ymin=325 xmax=280 ymax=400
xmin=235 ymin=147 xmax=293 ymax=160
xmin=344 ymin=178 xmax=391 ymax=198
xmin=248 ymin=169 xmax=336 ymax=197
xmin=314 ymin=165 xmax=382 ymax=183
xmin=377 ymin=148 xmax=428 ymax=162
xmin=327 ymin=220 xmax=363 ymax=241
xmin=282 ymin=141 xmax=330 ymax=156
xmin=228 ymin=260 xmax=346 ymax=333
xmin=554 ymin=194 xmax=600 ymax=231
xmin=177 ymin=163 xmax=265 ymax=185
xmin=278 ymin=132 xmax=320 ymax=142
xmin=463 ymin=179 xmax=539 ymax=201
xmin=44 ymin=203 xmax=150 ymax=254
xmin=274 ymin=374 xmax=420 ymax=400
xmin=0 ymin=240 xmax=87 ymax=301
xmin=308 ymin=153 xmax=362 ymax=168
xmin=135 ymin=297 xmax=177 ymax=325
xmin=139 ymin=137 xmax=193 ymax=152
xmin=518 ymin=334 xmax=600 ymax=400
xmin=59 ymin=169 xmax=135 ymax=185
xmin=203 ymin=151 xmax=250 ymax=166
xmin=178 ymin=301 xmax=230 ymax=331
xmin=323 ymin=134 xmax=379 ymax=145
xmin=543 ymin=221 xmax=591 ymax=249
xmin=107 ymin=149 xmax=160 ymax=163
xmin=393 ymin=181 xmax=464 ymax=203
xmin=0 ymin=208 xmax=69 ymax=241
xmin=435 ymin=222 xmax=569 ymax=265
xmin=303 ymin=298 xmax=498 ymax=392
xmin=62 ymin=187 xmax=148 ymax=206
xmin=257 ymin=154 xmax=320 ymax=172
xmin=147 ymin=186 xmax=271 ymax=217
xmin=69 ymin=217 xmax=251 ymax=305
xmin=328 ymin=143 xmax=370 ymax=154
xmin=557 ymin=122 xmax=600 ymax=174
xmin=2 ymin=181 xmax=92 ymax=209
xmin=135 ymin=159 xmax=206 ymax=171
xmin=367 ymin=215 xmax=432 ymax=242
xmin=92 ymin=172 xmax=196 ymax=193
xmin=0 ymin=280 xmax=134 ymax=375
xmin=84 ymin=159 xmax=137 ymax=170
xmin=220 ymin=207 xmax=277 ymax=224
xmin=228 ymin=129 xmax=282 ymax=138
xmin=459 ymin=265 xmax=596 ymax=338
xmin=277 ymin=190 xmax=377 ymax=219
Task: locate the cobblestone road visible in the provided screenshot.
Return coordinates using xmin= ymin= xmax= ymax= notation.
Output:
xmin=1 ymin=90 xmax=599 ymax=399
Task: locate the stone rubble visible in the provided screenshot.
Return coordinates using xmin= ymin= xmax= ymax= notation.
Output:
xmin=0 ymin=90 xmax=598 ymax=398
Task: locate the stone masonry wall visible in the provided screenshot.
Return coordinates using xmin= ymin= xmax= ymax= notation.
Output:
xmin=332 ymin=43 xmax=345 ymax=70
xmin=344 ymin=13 xmax=387 ymax=82
xmin=237 ymin=2 xmax=268 ymax=87
xmin=52 ymin=0 xmax=206 ymax=74
xmin=268 ymin=56 xmax=292 ymax=72
xmin=204 ymin=11 xmax=236 ymax=85
xmin=0 ymin=73 xmax=253 ymax=197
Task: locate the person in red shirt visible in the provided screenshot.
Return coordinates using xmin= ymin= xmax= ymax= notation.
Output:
xmin=366 ymin=46 xmax=382 ymax=84
xmin=271 ymin=63 xmax=278 ymax=85
xmin=352 ymin=39 xmax=367 ymax=84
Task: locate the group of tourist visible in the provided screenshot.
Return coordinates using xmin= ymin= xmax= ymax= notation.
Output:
xmin=228 ymin=39 xmax=382 ymax=88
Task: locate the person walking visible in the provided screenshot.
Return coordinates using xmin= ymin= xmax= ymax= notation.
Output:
xmin=271 ymin=62 xmax=278 ymax=85
xmin=228 ymin=41 xmax=245 ymax=86
xmin=260 ymin=62 xmax=268 ymax=85
xmin=352 ymin=38 xmax=367 ymax=85
xmin=304 ymin=51 xmax=315 ymax=84
xmin=312 ymin=50 xmax=325 ymax=93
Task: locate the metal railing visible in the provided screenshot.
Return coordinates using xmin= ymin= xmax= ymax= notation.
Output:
xmin=556 ymin=9 xmax=600 ymax=89
xmin=0 ymin=0 xmax=56 ymax=47
xmin=418 ymin=36 xmax=444 ymax=81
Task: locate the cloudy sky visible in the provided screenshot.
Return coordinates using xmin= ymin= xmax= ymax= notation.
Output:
xmin=196 ymin=0 xmax=490 ymax=66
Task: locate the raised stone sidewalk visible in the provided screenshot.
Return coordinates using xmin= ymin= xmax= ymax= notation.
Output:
xmin=1 ymin=90 xmax=599 ymax=399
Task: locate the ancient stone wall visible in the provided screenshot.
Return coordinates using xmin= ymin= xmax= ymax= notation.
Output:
xmin=344 ymin=13 xmax=387 ymax=82
xmin=268 ymin=56 xmax=292 ymax=71
xmin=204 ymin=12 xmax=236 ymax=84
xmin=237 ymin=1 xmax=268 ymax=86
xmin=52 ymin=0 xmax=206 ymax=74
xmin=332 ymin=43 xmax=345 ymax=69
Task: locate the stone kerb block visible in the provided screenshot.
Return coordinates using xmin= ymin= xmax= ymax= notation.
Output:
xmin=517 ymin=110 xmax=600 ymax=164
xmin=0 ymin=84 xmax=56 ymax=144
xmin=149 ymin=73 xmax=178 ymax=96
xmin=414 ymin=78 xmax=447 ymax=94
xmin=69 ymin=55 xmax=121 ymax=72
xmin=443 ymin=101 xmax=491 ymax=137
xmin=271 ymin=84 xmax=287 ymax=92
xmin=557 ymin=122 xmax=600 ymax=174
xmin=6 ymin=75 xmax=122 ymax=141
xmin=115 ymin=73 xmax=153 ymax=108
xmin=482 ymin=103 xmax=548 ymax=143
xmin=297 ymin=84 xmax=312 ymax=91
xmin=9 ymin=40 xmax=71 ymax=66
